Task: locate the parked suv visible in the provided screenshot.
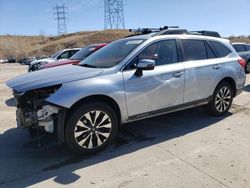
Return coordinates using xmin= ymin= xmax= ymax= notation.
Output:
xmin=232 ymin=43 xmax=250 ymax=73
xmin=6 ymin=28 xmax=246 ymax=155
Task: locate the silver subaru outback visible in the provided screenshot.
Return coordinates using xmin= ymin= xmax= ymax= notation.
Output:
xmin=6 ymin=29 xmax=246 ymax=155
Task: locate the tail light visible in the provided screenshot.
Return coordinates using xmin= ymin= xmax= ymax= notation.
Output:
xmin=237 ymin=59 xmax=246 ymax=69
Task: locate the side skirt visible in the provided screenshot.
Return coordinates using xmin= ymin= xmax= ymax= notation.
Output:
xmin=126 ymin=97 xmax=212 ymax=123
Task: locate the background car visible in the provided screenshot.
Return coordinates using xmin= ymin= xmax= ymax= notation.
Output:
xmin=7 ymin=57 xmax=16 ymax=63
xmin=28 ymin=48 xmax=80 ymax=72
xmin=0 ymin=59 xmax=8 ymax=63
xmin=19 ymin=57 xmax=37 ymax=65
xmin=39 ymin=43 xmax=107 ymax=70
xmin=232 ymin=43 xmax=250 ymax=73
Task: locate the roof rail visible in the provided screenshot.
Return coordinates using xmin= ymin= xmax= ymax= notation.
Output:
xmin=153 ymin=29 xmax=188 ymax=36
xmin=126 ymin=26 xmax=221 ymax=38
xmin=191 ymin=30 xmax=221 ymax=38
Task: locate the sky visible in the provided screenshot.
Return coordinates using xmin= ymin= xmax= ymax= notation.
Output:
xmin=0 ymin=0 xmax=249 ymax=37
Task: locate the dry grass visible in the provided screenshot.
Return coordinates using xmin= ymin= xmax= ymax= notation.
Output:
xmin=0 ymin=30 xmax=130 ymax=60
xmin=228 ymin=36 xmax=250 ymax=44
xmin=0 ymin=30 xmax=249 ymax=60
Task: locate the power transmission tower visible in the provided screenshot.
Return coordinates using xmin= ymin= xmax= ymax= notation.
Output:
xmin=104 ymin=0 xmax=125 ymax=29
xmin=53 ymin=4 xmax=67 ymax=35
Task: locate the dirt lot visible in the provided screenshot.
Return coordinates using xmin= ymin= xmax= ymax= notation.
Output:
xmin=0 ymin=63 xmax=249 ymax=188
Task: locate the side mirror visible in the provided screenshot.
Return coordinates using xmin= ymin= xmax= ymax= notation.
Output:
xmin=137 ymin=59 xmax=155 ymax=70
xmin=135 ymin=59 xmax=155 ymax=77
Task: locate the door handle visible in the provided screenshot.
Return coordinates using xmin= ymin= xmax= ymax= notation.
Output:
xmin=173 ymin=72 xmax=184 ymax=78
xmin=213 ymin=65 xmax=221 ymax=69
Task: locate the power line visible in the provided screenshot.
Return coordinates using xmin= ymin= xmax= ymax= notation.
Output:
xmin=53 ymin=4 xmax=68 ymax=35
xmin=104 ymin=0 xmax=125 ymax=29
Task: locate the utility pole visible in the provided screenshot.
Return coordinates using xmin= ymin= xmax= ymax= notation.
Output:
xmin=104 ymin=0 xmax=125 ymax=29
xmin=53 ymin=4 xmax=67 ymax=35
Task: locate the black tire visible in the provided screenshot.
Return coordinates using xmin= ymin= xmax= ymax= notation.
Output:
xmin=245 ymin=61 xmax=250 ymax=74
xmin=206 ymin=82 xmax=233 ymax=116
xmin=65 ymin=102 xmax=118 ymax=155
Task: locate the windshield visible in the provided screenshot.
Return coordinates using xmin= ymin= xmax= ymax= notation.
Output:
xmin=70 ymin=45 xmax=97 ymax=60
xmin=79 ymin=39 xmax=144 ymax=68
xmin=50 ymin=51 xmax=62 ymax=58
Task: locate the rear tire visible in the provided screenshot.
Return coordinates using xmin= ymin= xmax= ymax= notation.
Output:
xmin=65 ymin=102 xmax=118 ymax=155
xmin=206 ymin=82 xmax=233 ymax=116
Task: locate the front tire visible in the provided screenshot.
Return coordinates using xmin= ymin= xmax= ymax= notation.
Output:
xmin=65 ymin=102 xmax=118 ymax=155
xmin=206 ymin=82 xmax=233 ymax=116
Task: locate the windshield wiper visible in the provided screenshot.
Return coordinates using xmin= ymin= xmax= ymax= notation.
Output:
xmin=80 ymin=64 xmax=97 ymax=68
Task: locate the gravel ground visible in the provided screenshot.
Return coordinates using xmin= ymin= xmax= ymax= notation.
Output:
xmin=0 ymin=63 xmax=249 ymax=188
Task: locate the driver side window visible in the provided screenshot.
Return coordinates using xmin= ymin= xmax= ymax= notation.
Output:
xmin=125 ymin=40 xmax=178 ymax=70
xmin=58 ymin=51 xmax=69 ymax=59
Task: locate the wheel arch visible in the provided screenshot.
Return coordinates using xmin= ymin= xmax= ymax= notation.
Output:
xmin=56 ymin=94 xmax=122 ymax=143
xmin=217 ymin=77 xmax=237 ymax=97
xmin=66 ymin=94 xmax=122 ymax=125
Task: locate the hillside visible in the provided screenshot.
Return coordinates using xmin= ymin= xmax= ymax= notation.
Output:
xmin=228 ymin=36 xmax=250 ymax=44
xmin=0 ymin=30 xmax=130 ymax=60
xmin=0 ymin=30 xmax=250 ymax=60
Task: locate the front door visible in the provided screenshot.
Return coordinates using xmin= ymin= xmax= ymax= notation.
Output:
xmin=122 ymin=40 xmax=185 ymax=117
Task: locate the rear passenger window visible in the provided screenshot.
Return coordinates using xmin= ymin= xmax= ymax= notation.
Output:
xmin=182 ymin=40 xmax=207 ymax=61
xmin=209 ymin=41 xmax=231 ymax=58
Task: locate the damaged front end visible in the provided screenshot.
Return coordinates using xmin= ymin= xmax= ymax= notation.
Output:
xmin=13 ymin=85 xmax=65 ymax=143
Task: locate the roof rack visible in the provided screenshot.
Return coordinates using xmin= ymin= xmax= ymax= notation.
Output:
xmin=191 ymin=30 xmax=221 ymax=38
xmin=127 ymin=26 xmax=221 ymax=38
xmin=128 ymin=26 xmax=179 ymax=35
xmin=153 ymin=29 xmax=188 ymax=36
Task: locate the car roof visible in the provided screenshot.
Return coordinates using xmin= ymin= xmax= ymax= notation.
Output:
xmin=85 ymin=43 xmax=107 ymax=47
xmin=127 ymin=33 xmax=229 ymax=44
xmin=231 ymin=42 xmax=246 ymax=45
xmin=61 ymin=48 xmax=81 ymax=51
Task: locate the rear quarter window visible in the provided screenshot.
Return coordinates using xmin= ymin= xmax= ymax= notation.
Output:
xmin=209 ymin=41 xmax=231 ymax=58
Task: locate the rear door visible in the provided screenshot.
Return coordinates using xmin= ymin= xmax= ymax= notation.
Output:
xmin=181 ymin=39 xmax=228 ymax=103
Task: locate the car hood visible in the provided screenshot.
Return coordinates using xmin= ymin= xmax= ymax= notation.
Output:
xmin=43 ymin=59 xmax=80 ymax=68
xmin=30 ymin=58 xmax=54 ymax=65
xmin=6 ymin=65 xmax=103 ymax=92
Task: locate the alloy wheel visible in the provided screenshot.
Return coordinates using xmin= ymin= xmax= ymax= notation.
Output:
xmin=74 ymin=110 xmax=112 ymax=149
xmin=215 ymin=86 xmax=232 ymax=112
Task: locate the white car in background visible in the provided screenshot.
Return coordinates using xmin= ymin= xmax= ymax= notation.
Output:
xmin=28 ymin=48 xmax=80 ymax=72
xmin=0 ymin=59 xmax=8 ymax=63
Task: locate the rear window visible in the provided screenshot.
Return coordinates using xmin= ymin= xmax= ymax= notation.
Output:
xmin=182 ymin=40 xmax=207 ymax=61
xmin=246 ymin=45 xmax=250 ymax=51
xmin=232 ymin=44 xmax=245 ymax=52
xmin=209 ymin=41 xmax=231 ymax=57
